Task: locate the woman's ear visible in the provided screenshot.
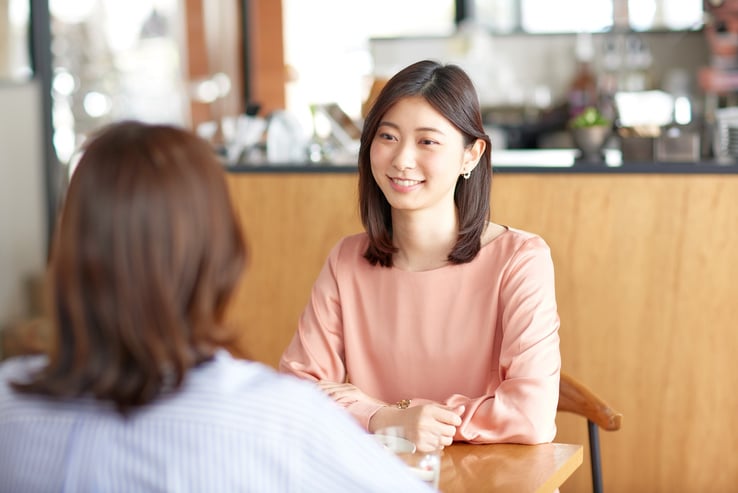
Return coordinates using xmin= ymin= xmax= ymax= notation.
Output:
xmin=461 ymin=138 xmax=486 ymax=175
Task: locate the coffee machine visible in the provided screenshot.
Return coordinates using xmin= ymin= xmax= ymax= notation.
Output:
xmin=702 ymin=0 xmax=738 ymax=93
xmin=699 ymin=0 xmax=738 ymax=158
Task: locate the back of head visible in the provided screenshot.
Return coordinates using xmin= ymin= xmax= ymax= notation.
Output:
xmin=358 ymin=60 xmax=492 ymax=266
xmin=19 ymin=121 xmax=246 ymax=413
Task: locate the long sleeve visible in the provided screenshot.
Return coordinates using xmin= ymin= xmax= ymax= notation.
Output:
xmin=431 ymin=240 xmax=560 ymax=444
xmin=280 ymin=230 xmax=561 ymax=442
xmin=280 ymin=241 xmax=388 ymax=427
xmin=0 ymin=352 xmax=435 ymax=492
xmin=280 ymin=241 xmax=348 ymax=382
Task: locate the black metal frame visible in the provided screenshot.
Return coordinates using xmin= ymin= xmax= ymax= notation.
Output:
xmin=454 ymin=0 xmax=470 ymax=24
xmin=588 ymin=419 xmax=604 ymax=493
xmin=32 ymin=0 xmax=257 ymax=252
xmin=240 ymin=0 xmax=252 ymax=107
xmin=455 ymin=0 xmax=523 ymax=31
xmin=29 ymin=0 xmax=57 ymax=254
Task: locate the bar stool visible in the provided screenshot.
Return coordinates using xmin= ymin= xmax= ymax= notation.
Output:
xmin=558 ymin=372 xmax=623 ymax=493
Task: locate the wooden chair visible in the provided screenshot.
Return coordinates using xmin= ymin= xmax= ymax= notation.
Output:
xmin=558 ymin=372 xmax=622 ymax=493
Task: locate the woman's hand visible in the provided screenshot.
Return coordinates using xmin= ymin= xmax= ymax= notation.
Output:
xmin=369 ymin=403 xmax=465 ymax=452
xmin=317 ymin=381 xmax=386 ymax=408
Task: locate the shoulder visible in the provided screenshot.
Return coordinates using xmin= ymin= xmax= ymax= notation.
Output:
xmin=185 ymin=351 xmax=338 ymax=416
xmin=0 ymin=355 xmax=46 ymax=386
xmin=188 ymin=350 xmax=313 ymax=396
xmin=329 ymin=233 xmax=369 ymax=259
xmin=474 ymin=227 xmax=556 ymax=283
xmin=503 ymin=227 xmax=549 ymax=247
xmin=323 ymin=233 xmax=370 ymax=273
xmin=0 ymin=355 xmax=51 ymax=419
xmin=489 ymin=227 xmax=552 ymax=258
xmin=197 ymin=354 xmax=379 ymax=442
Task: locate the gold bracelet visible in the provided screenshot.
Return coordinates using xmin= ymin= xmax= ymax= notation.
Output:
xmin=395 ymin=399 xmax=411 ymax=409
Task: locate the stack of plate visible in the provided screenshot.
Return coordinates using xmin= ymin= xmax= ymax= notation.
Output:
xmin=728 ymin=126 xmax=738 ymax=158
xmin=714 ymin=107 xmax=738 ymax=158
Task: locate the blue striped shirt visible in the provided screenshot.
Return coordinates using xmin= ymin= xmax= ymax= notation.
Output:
xmin=0 ymin=350 xmax=433 ymax=492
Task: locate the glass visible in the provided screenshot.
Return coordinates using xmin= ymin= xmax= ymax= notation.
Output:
xmin=628 ymin=0 xmax=704 ymax=31
xmin=472 ymin=0 xmax=704 ymax=33
xmin=374 ymin=426 xmax=442 ymax=489
xmin=0 ymin=0 xmax=31 ymax=80
xmin=282 ymin=0 xmax=455 ymax=123
xmin=49 ymin=0 xmax=188 ymax=165
xmin=521 ymin=0 xmax=612 ymax=33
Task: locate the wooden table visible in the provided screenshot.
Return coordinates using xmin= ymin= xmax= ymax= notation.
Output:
xmin=438 ymin=442 xmax=583 ymax=493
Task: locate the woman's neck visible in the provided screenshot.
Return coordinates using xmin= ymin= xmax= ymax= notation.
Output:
xmin=391 ymin=208 xmax=458 ymax=272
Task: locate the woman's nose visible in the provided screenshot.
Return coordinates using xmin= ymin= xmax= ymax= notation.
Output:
xmin=392 ymin=143 xmax=416 ymax=171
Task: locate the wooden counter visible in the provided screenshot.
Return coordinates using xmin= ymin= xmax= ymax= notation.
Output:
xmin=224 ymin=171 xmax=738 ymax=493
xmin=440 ymin=442 xmax=582 ymax=493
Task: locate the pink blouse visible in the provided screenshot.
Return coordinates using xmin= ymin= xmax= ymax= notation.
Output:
xmin=280 ymin=227 xmax=561 ymax=444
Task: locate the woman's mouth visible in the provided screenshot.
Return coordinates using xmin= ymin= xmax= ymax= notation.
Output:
xmin=391 ymin=177 xmax=423 ymax=187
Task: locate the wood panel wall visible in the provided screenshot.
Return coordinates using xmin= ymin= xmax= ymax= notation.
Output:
xmin=224 ymin=173 xmax=360 ymax=364
xmin=183 ymin=0 xmax=211 ymax=128
xmin=183 ymin=0 xmax=286 ymax=127
xmin=224 ymin=171 xmax=738 ymax=493
xmin=244 ymin=0 xmax=285 ymax=113
xmin=183 ymin=0 xmax=245 ymax=130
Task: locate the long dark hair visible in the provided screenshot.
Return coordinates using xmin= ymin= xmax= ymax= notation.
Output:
xmin=13 ymin=121 xmax=247 ymax=414
xmin=358 ymin=60 xmax=492 ymax=267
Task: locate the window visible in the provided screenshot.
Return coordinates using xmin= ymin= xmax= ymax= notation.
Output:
xmin=521 ymin=0 xmax=612 ymax=33
xmin=49 ymin=0 xmax=187 ymax=163
xmin=472 ymin=0 xmax=703 ymax=34
xmin=0 ymin=0 xmax=32 ymax=80
xmin=282 ymin=0 xmax=455 ymax=123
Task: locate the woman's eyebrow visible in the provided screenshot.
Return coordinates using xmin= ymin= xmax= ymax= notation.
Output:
xmin=377 ymin=121 xmax=398 ymax=130
xmin=415 ymin=126 xmax=445 ymax=135
xmin=377 ymin=121 xmax=446 ymax=135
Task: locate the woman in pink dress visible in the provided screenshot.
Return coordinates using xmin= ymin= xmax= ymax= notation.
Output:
xmin=280 ymin=60 xmax=561 ymax=453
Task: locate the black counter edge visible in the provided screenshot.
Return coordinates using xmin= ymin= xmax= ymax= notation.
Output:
xmin=225 ymin=162 xmax=738 ymax=175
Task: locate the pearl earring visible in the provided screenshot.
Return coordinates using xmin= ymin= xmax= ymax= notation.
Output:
xmin=463 ymin=170 xmax=471 ymax=179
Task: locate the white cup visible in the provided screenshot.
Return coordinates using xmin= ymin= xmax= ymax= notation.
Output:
xmin=373 ymin=426 xmax=441 ymax=489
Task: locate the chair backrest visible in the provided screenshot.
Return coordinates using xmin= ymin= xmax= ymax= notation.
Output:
xmin=557 ymin=371 xmax=622 ymax=493
xmin=558 ymin=371 xmax=622 ymax=431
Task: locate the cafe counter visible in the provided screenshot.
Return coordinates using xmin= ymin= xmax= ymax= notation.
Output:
xmin=223 ymin=157 xmax=738 ymax=493
xmin=224 ymin=148 xmax=738 ymax=175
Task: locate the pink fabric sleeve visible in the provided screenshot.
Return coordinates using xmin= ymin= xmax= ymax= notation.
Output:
xmin=436 ymin=242 xmax=561 ymax=444
xmin=279 ymin=242 xmax=387 ymax=428
xmin=280 ymin=243 xmax=345 ymax=380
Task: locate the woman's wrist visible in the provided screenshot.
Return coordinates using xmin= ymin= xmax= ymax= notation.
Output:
xmin=368 ymin=404 xmax=404 ymax=433
xmin=395 ymin=399 xmax=411 ymax=409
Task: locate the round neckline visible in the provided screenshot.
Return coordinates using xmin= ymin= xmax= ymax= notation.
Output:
xmin=390 ymin=224 xmax=510 ymax=273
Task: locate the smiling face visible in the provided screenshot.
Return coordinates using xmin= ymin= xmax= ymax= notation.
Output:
xmin=369 ymin=96 xmax=481 ymax=214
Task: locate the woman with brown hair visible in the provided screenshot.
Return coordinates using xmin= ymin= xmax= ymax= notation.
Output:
xmin=0 ymin=121 xmax=434 ymax=492
xmin=281 ymin=60 xmax=561 ymax=453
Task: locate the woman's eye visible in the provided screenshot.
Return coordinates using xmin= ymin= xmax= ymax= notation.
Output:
xmin=377 ymin=132 xmax=396 ymax=141
xmin=419 ymin=138 xmax=438 ymax=145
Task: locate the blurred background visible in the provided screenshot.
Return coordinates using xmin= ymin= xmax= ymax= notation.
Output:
xmin=1 ymin=4 xmax=735 ymax=492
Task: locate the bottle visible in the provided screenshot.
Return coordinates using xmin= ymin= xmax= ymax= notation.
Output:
xmin=597 ymin=34 xmax=622 ymax=123
xmin=567 ymin=33 xmax=598 ymax=119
